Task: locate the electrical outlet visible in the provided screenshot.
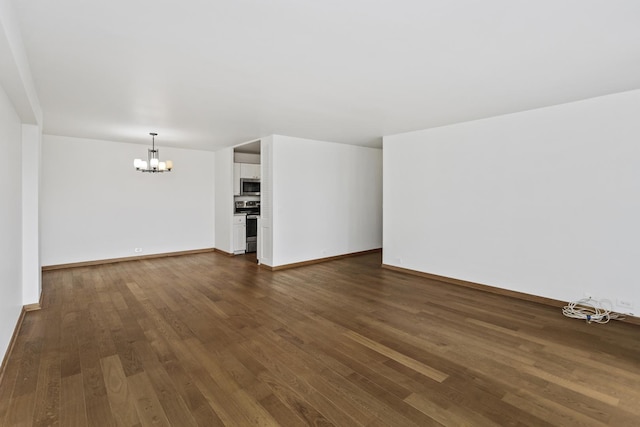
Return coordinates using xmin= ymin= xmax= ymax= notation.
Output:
xmin=134 ymin=248 xmax=143 ymax=253
xmin=617 ymin=299 xmax=634 ymax=309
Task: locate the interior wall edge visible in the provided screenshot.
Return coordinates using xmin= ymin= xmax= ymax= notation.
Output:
xmin=381 ymin=263 xmax=640 ymax=325
xmin=41 ymin=247 xmax=215 ymax=271
xmin=266 ymin=248 xmax=382 ymax=271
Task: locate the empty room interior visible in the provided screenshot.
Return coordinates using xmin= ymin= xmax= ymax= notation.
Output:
xmin=1 ymin=1 xmax=639 ymax=425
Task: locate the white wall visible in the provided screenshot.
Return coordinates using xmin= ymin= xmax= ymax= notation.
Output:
xmin=0 ymin=0 xmax=42 ymax=125
xmin=41 ymin=135 xmax=215 ymax=265
xmin=0 ymin=84 xmax=23 ymax=358
xmin=21 ymin=124 xmax=41 ymax=304
xmin=0 ymin=0 xmax=43 ymax=363
xmin=259 ymin=136 xmax=273 ymax=265
xmin=269 ymin=135 xmax=382 ymax=267
xmin=214 ymin=147 xmax=234 ymax=254
xmin=383 ymin=90 xmax=640 ymax=315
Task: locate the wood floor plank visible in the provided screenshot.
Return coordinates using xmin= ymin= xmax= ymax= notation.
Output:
xmin=251 ymin=331 xmax=377 ymax=425
xmin=59 ymin=312 xmax=81 ymax=379
xmin=166 ymin=337 xmax=261 ymax=426
xmin=441 ymin=372 xmax=556 ymax=427
xmin=100 ymin=354 xmax=141 ymax=427
xmin=344 ymin=330 xmax=449 ymax=383
xmin=132 ymin=340 xmax=200 ymax=427
xmin=256 ymin=368 xmax=337 ymax=427
xmin=161 ymin=358 xmax=225 ymax=427
xmin=3 ymin=338 xmax=43 ymax=426
xmin=0 ymin=348 xmax=20 ymax=424
xmin=232 ymin=345 xmax=329 ymax=426
xmin=502 ymin=389 xmax=610 ymax=427
xmin=405 ymin=391 xmax=493 ymax=427
xmin=239 ymin=337 xmax=361 ymax=427
xmin=256 ymin=326 xmax=424 ymax=427
xmin=11 ymin=339 xmax=43 ymax=399
xmin=32 ymin=347 xmax=61 ymax=427
xmin=1 ymin=251 xmax=639 ymax=426
xmin=59 ymin=373 xmax=88 ymax=427
xmin=520 ymin=364 xmax=619 ymax=407
xmin=184 ymin=337 xmax=282 ymax=426
xmin=77 ymin=310 xmax=117 ymax=427
xmin=127 ymin=371 xmax=171 ymax=427
xmin=3 ymin=394 xmax=36 ymax=427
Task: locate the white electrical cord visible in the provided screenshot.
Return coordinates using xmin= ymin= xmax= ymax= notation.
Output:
xmin=562 ymin=298 xmax=622 ymax=324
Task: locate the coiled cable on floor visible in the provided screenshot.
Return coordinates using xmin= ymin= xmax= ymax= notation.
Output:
xmin=562 ymin=298 xmax=622 ymax=324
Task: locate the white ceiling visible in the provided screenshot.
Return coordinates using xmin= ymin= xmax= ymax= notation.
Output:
xmin=12 ymin=0 xmax=640 ymax=151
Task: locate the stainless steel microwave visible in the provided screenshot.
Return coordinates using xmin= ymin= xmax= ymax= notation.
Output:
xmin=240 ymin=178 xmax=260 ymax=195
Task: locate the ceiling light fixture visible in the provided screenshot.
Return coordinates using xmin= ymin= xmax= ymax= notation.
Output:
xmin=133 ymin=132 xmax=173 ymax=173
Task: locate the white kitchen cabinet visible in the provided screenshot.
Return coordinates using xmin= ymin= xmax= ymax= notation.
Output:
xmin=240 ymin=163 xmax=260 ymax=179
xmin=233 ymin=163 xmax=241 ymax=195
xmin=233 ymin=215 xmax=246 ymax=254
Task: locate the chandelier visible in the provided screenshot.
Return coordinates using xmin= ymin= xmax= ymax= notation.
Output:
xmin=133 ymin=132 xmax=173 ymax=173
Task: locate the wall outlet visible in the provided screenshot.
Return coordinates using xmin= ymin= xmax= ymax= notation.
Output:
xmin=617 ymin=299 xmax=634 ymax=309
xmin=134 ymin=248 xmax=143 ymax=253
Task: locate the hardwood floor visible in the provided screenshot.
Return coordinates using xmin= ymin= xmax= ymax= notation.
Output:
xmin=1 ymin=252 xmax=639 ymax=426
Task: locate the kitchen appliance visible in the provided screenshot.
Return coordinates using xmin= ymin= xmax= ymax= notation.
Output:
xmin=235 ymin=201 xmax=260 ymax=253
xmin=240 ymin=178 xmax=260 ymax=196
xmin=235 ymin=200 xmax=260 ymax=215
xmin=245 ymin=215 xmax=258 ymax=253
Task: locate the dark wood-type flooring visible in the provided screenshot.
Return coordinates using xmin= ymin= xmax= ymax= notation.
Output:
xmin=1 ymin=252 xmax=639 ymax=426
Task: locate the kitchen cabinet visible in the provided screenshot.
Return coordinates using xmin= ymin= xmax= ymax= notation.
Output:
xmin=233 ymin=215 xmax=246 ymax=254
xmin=240 ymin=163 xmax=260 ymax=179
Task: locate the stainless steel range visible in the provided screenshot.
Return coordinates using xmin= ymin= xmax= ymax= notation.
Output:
xmin=235 ymin=201 xmax=260 ymax=253
xmin=235 ymin=200 xmax=260 ymax=215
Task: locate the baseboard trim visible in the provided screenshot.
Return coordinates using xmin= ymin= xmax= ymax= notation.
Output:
xmin=42 ymin=248 xmax=216 ymax=271
xmin=213 ymin=248 xmax=234 ymax=257
xmin=0 ymin=307 xmax=27 ymax=388
xmin=381 ymin=264 xmax=640 ymax=326
xmin=263 ymin=248 xmax=382 ymax=271
xmin=23 ymin=302 xmax=42 ymax=312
